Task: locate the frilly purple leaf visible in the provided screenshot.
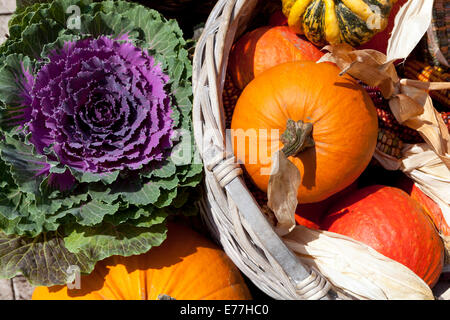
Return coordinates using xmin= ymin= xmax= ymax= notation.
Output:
xmin=28 ymin=36 xmax=174 ymax=175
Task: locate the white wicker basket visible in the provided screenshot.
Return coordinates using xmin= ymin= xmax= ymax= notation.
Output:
xmin=191 ymin=0 xmax=444 ymax=301
xmin=191 ymin=0 xmax=339 ymax=300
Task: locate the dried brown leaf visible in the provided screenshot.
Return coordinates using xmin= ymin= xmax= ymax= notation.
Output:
xmin=267 ymin=151 xmax=300 ymax=236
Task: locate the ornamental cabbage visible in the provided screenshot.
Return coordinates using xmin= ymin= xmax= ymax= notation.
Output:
xmin=0 ymin=0 xmax=203 ymax=286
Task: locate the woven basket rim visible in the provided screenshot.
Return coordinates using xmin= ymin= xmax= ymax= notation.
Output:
xmin=191 ymin=0 xmax=340 ymax=300
xmin=191 ymin=0 xmax=450 ymax=301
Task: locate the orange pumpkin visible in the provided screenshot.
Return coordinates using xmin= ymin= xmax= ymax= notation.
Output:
xmin=32 ymin=222 xmax=252 ymax=300
xmin=228 ymin=26 xmax=324 ymax=90
xmin=231 ymin=61 xmax=378 ymax=204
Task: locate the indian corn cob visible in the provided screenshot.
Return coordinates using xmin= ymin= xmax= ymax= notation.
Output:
xmin=442 ymin=112 xmax=450 ymax=132
xmin=419 ymin=0 xmax=449 ymax=67
xmin=404 ymin=59 xmax=449 ymax=109
xmin=376 ymin=129 xmax=403 ymax=159
xmin=360 ymin=82 xmax=424 ymax=144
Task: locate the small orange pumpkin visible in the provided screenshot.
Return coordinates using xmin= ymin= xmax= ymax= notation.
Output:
xmin=231 ymin=61 xmax=378 ymax=204
xmin=228 ymin=26 xmax=324 ymax=90
xmin=32 ymin=222 xmax=252 ymax=300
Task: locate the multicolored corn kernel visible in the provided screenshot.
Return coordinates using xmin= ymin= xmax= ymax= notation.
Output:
xmin=404 ymin=59 xmax=449 ymax=108
xmin=376 ymin=129 xmax=403 ymax=159
xmin=442 ymin=112 xmax=450 ymax=132
xmin=360 ymin=81 xmax=424 ymax=144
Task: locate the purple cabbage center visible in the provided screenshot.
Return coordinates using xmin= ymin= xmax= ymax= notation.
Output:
xmin=27 ymin=36 xmax=174 ymax=174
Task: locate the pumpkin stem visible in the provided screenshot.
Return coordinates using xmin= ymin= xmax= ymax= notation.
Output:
xmin=281 ymin=119 xmax=314 ymax=157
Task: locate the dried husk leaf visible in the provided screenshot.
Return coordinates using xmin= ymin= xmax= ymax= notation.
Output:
xmin=388 ymin=94 xmax=424 ymax=125
xmin=392 ymin=85 xmax=450 ymax=169
xmin=425 ymin=24 xmax=449 ymax=68
xmin=400 ymin=144 xmax=450 ymax=254
xmin=318 ymin=44 xmax=397 ymax=98
xmin=319 ymin=45 xmax=450 ymax=169
xmin=400 ymin=79 xmax=450 ymax=91
xmin=283 ymin=226 xmax=435 ymax=300
xmin=267 ymin=150 xmax=299 ymax=236
xmin=443 ymin=236 xmax=450 ymax=265
xmin=373 ymin=148 xmax=402 ymax=171
xmin=386 ymin=0 xmax=434 ymax=62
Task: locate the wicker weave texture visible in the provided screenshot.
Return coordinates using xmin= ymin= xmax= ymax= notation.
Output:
xmin=191 ymin=0 xmax=338 ymax=300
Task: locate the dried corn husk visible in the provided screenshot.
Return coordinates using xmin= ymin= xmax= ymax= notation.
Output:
xmin=386 ymin=0 xmax=434 ymax=62
xmin=318 ymin=47 xmax=450 ymax=161
xmin=283 ymin=226 xmax=434 ymax=300
xmin=318 ymin=44 xmax=450 ymax=238
xmin=317 ymin=44 xmax=450 ymax=277
xmin=401 ymin=144 xmax=450 ymax=213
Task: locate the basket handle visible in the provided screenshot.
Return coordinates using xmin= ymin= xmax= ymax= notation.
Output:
xmin=192 ymin=0 xmax=339 ymax=300
xmin=204 ymin=145 xmax=335 ymax=300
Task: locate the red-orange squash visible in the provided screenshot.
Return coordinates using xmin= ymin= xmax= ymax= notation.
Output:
xmin=231 ymin=61 xmax=378 ymax=204
xmin=295 ymin=181 xmax=358 ymax=229
xmin=395 ymin=176 xmax=450 ymax=237
xmin=32 ymin=223 xmax=252 ymax=300
xmin=321 ymin=185 xmax=444 ymax=288
xmin=228 ymin=26 xmax=324 ymax=90
xmin=410 ymin=185 xmax=450 ymax=237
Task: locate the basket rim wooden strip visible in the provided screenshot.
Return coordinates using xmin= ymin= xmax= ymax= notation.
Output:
xmin=199 ymin=170 xmax=297 ymax=299
xmin=192 ymin=0 xmax=335 ymax=300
